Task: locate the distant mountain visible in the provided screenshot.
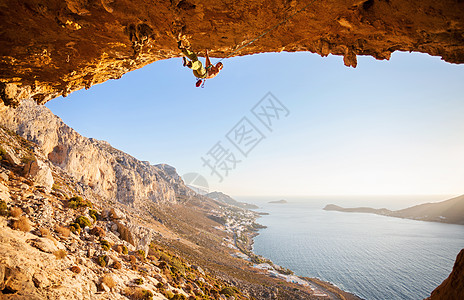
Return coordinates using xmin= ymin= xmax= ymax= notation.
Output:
xmin=324 ymin=195 xmax=464 ymax=225
xmin=269 ymin=199 xmax=287 ymax=204
xmin=206 ymin=191 xmax=258 ymax=209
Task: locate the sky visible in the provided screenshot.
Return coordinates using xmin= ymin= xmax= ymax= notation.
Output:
xmin=45 ymin=51 xmax=464 ymax=197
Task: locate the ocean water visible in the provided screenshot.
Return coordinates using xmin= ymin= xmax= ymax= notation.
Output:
xmin=238 ymin=195 xmax=464 ymax=300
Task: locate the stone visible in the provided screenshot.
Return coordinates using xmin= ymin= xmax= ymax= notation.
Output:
xmin=27 ymin=237 xmax=65 ymax=253
xmin=100 ymin=282 xmax=111 ymax=292
xmin=23 ymin=159 xmax=54 ymax=192
xmin=0 ymin=172 xmax=8 ymax=182
xmin=32 ymin=272 xmax=51 ymax=288
xmin=1 ymin=0 xmax=464 ymax=106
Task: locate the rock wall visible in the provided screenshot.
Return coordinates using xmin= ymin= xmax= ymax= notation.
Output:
xmin=428 ymin=249 xmax=464 ymax=300
xmin=0 ymin=100 xmax=192 ymax=206
xmin=1 ymin=0 xmax=464 ymax=106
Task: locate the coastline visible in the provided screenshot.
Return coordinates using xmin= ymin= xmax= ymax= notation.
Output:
xmin=224 ymin=206 xmax=363 ymax=300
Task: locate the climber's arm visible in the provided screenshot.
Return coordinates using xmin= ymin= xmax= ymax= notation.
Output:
xmin=205 ymin=49 xmax=212 ymax=67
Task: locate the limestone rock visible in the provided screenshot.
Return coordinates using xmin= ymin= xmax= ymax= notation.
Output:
xmin=0 ymin=100 xmax=192 ymax=207
xmin=23 ymin=159 xmax=54 ymax=192
xmin=1 ymin=0 xmax=464 ymax=105
xmin=27 ymin=237 xmax=65 ymax=254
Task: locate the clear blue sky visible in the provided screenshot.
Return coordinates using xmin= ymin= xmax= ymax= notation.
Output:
xmin=46 ymin=51 xmax=464 ymax=197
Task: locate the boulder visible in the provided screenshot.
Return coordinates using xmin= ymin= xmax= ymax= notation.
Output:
xmin=23 ymin=159 xmax=54 ymax=192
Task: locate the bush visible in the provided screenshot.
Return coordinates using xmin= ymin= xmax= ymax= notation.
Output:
xmin=21 ymin=154 xmax=35 ymax=165
xmin=101 ymin=274 xmax=116 ymax=289
xmin=0 ymin=147 xmax=6 ymax=161
xmin=55 ymin=225 xmax=71 ymax=237
xmin=129 ymin=255 xmax=137 ymax=264
xmin=116 ymin=221 xmax=135 ymax=246
xmin=67 ymin=196 xmax=92 ymax=209
xmin=112 ymin=261 xmax=122 ymax=269
xmin=134 ymin=278 xmax=144 ymax=285
xmin=162 ymin=290 xmax=174 ymax=299
xmin=11 ymin=215 xmax=31 ymax=232
xmin=97 ymin=255 xmax=108 ymax=267
xmin=137 ymin=249 xmax=146 ymax=259
xmin=122 ymin=245 xmax=129 ymax=255
xmin=69 ymin=222 xmax=81 ymax=234
xmin=75 ymin=216 xmax=91 ymax=228
xmin=90 ymin=226 xmax=105 ymax=238
xmin=159 ymin=252 xmax=171 ymax=263
xmin=10 ymin=207 xmax=23 ymax=218
xmin=101 ymin=240 xmax=111 ymax=251
xmin=130 ymin=287 xmax=153 ymax=300
xmin=39 ymin=227 xmax=51 ymax=237
xmin=171 ymin=257 xmax=185 ymax=275
xmin=70 ymin=265 xmax=81 ymax=274
xmin=220 ymin=287 xmax=239 ymax=297
xmin=89 ymin=209 xmax=99 ymax=221
xmin=0 ymin=200 xmax=8 ymax=216
xmin=54 ymin=249 xmax=67 ymax=259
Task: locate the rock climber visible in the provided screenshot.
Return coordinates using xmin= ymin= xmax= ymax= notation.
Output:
xmin=178 ymin=41 xmax=223 ymax=87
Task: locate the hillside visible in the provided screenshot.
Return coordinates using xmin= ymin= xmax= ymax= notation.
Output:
xmin=0 ymin=100 xmax=362 ymax=299
xmin=324 ymin=195 xmax=464 ymax=225
xmin=206 ymin=192 xmax=258 ymax=209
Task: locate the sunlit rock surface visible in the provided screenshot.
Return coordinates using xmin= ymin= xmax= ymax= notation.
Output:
xmin=1 ymin=0 xmax=464 ymax=105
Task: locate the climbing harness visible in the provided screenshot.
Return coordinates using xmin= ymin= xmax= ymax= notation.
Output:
xmin=195 ymin=65 xmax=213 ymax=88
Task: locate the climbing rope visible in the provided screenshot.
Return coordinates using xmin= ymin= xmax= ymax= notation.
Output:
xmin=217 ymin=0 xmax=320 ymax=63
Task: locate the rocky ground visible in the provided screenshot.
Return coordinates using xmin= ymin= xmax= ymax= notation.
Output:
xmin=0 ymin=100 xmax=365 ymax=299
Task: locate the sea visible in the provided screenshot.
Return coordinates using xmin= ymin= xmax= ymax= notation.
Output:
xmin=236 ymin=195 xmax=464 ymax=300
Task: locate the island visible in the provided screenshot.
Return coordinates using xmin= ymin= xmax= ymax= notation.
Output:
xmin=269 ymin=199 xmax=287 ymax=204
xmin=324 ymin=194 xmax=464 ymax=225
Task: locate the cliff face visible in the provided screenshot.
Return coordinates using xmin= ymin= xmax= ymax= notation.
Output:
xmin=1 ymin=0 xmax=464 ymax=106
xmin=428 ymin=249 xmax=464 ymax=300
xmin=0 ymin=99 xmax=192 ymax=207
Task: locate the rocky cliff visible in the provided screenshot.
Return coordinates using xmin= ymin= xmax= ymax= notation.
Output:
xmin=428 ymin=249 xmax=464 ymax=300
xmin=1 ymin=0 xmax=464 ymax=106
xmin=0 ymin=99 xmax=192 ymax=208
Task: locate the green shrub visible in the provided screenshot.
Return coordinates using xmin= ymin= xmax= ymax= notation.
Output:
xmin=0 ymin=200 xmax=8 ymax=216
xmin=137 ymin=249 xmax=146 ymax=259
xmin=220 ymin=287 xmax=239 ymax=297
xmin=171 ymin=257 xmax=186 ymax=275
xmin=0 ymin=147 xmax=6 ymax=161
xmin=101 ymin=240 xmax=111 ymax=251
xmin=133 ymin=288 xmax=153 ymax=300
xmin=159 ymin=252 xmax=171 ymax=262
xmin=97 ymin=255 xmax=108 ymax=267
xmin=75 ymin=216 xmax=92 ymax=228
xmin=68 ymin=196 xmax=92 ymax=209
xmin=69 ymin=222 xmax=81 ymax=234
xmin=21 ymin=154 xmax=35 ymax=165
xmin=122 ymin=244 xmax=128 ymax=255
xmin=134 ymin=278 xmax=144 ymax=285
xmin=89 ymin=209 xmax=99 ymax=221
